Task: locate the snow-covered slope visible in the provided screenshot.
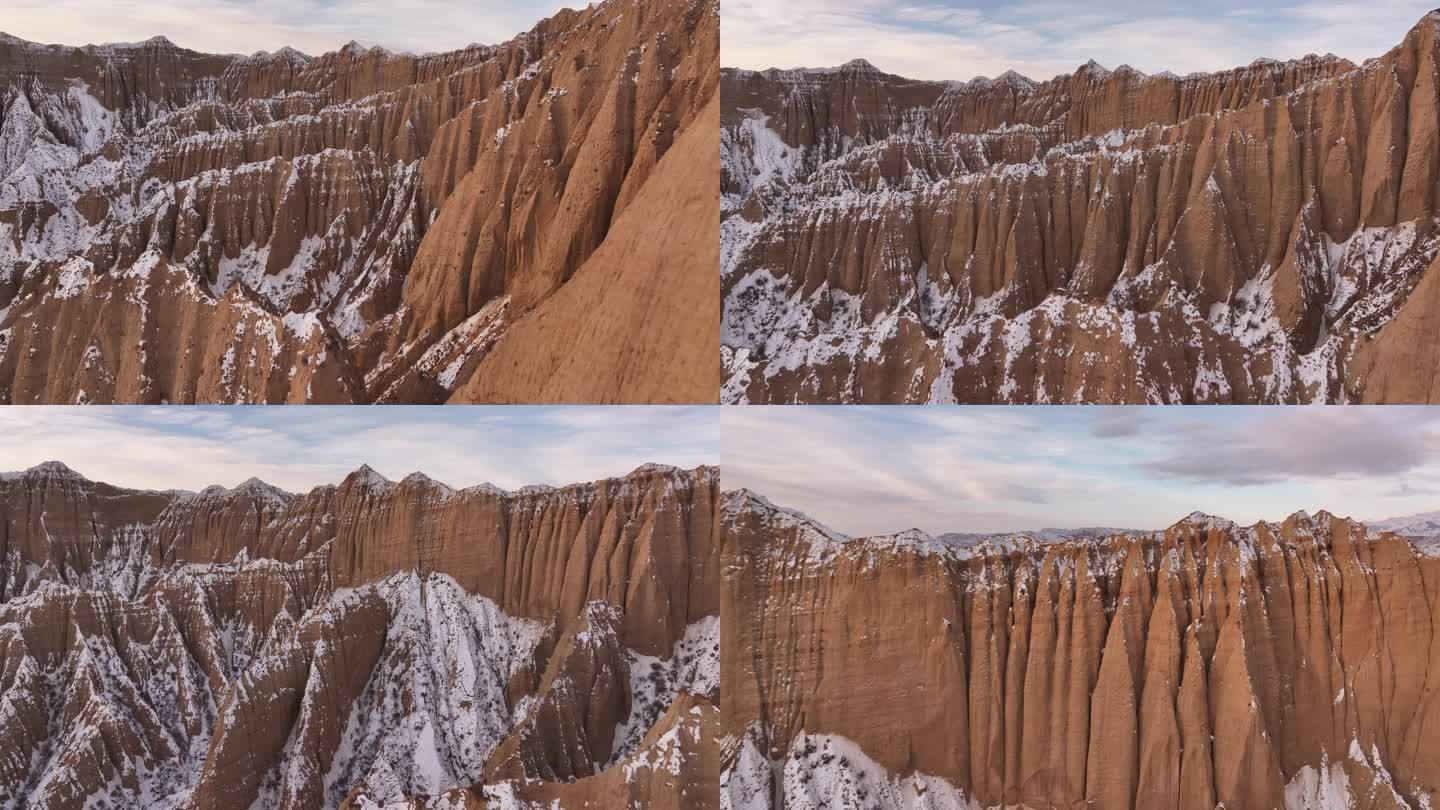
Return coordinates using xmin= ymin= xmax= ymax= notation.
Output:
xmin=1371 ymin=509 xmax=1440 ymax=537
xmin=0 ymin=0 xmax=717 ymax=404
xmin=0 ymin=461 xmax=719 ymax=808
xmin=721 ymin=13 xmax=1440 ymax=404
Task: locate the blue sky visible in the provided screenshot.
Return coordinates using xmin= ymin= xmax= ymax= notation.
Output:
xmin=724 ymin=0 xmax=1437 ymax=81
xmin=723 ymin=407 xmax=1440 ymax=536
xmin=0 ymin=0 xmax=569 ymax=54
xmin=0 ymin=406 xmax=717 ymax=493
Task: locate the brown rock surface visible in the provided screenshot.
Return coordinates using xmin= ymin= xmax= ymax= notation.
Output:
xmin=454 ymin=89 xmax=721 ymax=404
xmin=0 ymin=0 xmax=717 ymax=404
xmin=483 ymin=692 xmax=719 ymax=809
xmin=721 ymin=490 xmax=1440 ymax=809
xmin=721 ymin=13 xmax=1440 ymax=403
xmin=0 ymin=461 xmax=718 ymax=808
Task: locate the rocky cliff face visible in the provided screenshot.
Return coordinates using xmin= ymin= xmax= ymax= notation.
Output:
xmin=0 ymin=0 xmax=718 ymax=405
xmin=721 ymin=490 xmax=1440 ymax=809
xmin=722 ymin=13 xmax=1440 ymax=403
xmin=0 ymin=461 xmax=718 ymax=808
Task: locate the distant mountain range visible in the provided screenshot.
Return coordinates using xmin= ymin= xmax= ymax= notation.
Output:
xmin=1370 ymin=509 xmax=1440 ymax=537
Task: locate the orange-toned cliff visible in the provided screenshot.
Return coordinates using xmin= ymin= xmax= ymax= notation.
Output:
xmin=722 ymin=13 xmax=1440 ymax=403
xmin=722 ymin=489 xmax=1440 ymax=809
xmin=0 ymin=461 xmax=718 ymax=808
xmin=0 ymin=0 xmax=718 ymax=404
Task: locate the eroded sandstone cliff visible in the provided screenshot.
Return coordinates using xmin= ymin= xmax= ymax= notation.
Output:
xmin=0 ymin=0 xmax=718 ymax=404
xmin=721 ymin=490 xmax=1440 ymax=809
xmin=0 ymin=461 xmax=719 ymax=808
xmin=721 ymin=13 xmax=1440 ymax=403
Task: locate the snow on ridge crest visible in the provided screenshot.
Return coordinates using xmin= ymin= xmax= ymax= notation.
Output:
xmin=723 ymin=488 xmax=850 ymax=543
xmin=345 ymin=463 xmax=395 ymax=492
xmin=0 ymin=459 xmax=91 ymax=485
xmin=733 ymin=491 xmax=1429 ymax=567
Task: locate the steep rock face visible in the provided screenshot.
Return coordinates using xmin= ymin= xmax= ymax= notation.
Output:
xmin=454 ymin=89 xmax=721 ymax=404
xmin=143 ymin=462 xmax=720 ymax=657
xmin=721 ymin=13 xmax=1440 ymax=403
xmin=0 ymin=0 xmax=717 ymax=404
xmin=721 ymin=490 xmax=1440 ymax=809
xmin=0 ymin=462 xmax=718 ymax=809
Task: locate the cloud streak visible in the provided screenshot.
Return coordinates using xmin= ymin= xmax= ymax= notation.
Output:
xmin=723 ymin=407 xmax=1120 ymax=535
xmin=725 ymin=407 xmax=1440 ymax=536
xmin=1139 ymin=408 xmax=1440 ymax=485
xmin=722 ymin=0 xmax=1436 ymax=81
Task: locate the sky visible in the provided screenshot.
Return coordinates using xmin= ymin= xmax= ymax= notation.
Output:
xmin=0 ymin=0 xmax=570 ymax=55
xmin=723 ymin=407 xmax=1440 ymax=537
xmin=723 ymin=0 xmax=1439 ymax=81
xmin=0 ymin=406 xmax=717 ymax=493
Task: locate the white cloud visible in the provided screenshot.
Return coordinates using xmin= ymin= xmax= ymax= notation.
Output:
xmin=0 ymin=0 xmax=571 ymax=55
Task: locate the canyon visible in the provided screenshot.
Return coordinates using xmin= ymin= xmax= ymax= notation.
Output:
xmin=0 ymin=460 xmax=719 ymax=808
xmin=0 ymin=0 xmax=718 ymax=404
xmin=721 ymin=11 xmax=1440 ymax=403
xmin=721 ymin=489 xmax=1440 ymax=809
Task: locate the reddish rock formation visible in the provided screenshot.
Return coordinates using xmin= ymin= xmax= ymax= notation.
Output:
xmin=0 ymin=0 xmax=718 ymax=404
xmin=721 ymin=13 xmax=1440 ymax=403
xmin=721 ymin=490 xmax=1440 ymax=809
xmin=0 ymin=461 xmax=718 ymax=808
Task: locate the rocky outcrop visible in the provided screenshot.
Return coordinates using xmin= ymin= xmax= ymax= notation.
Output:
xmin=0 ymin=461 xmax=718 ymax=808
xmin=486 ymin=692 xmax=719 ymax=809
xmin=721 ymin=490 xmax=1440 ymax=809
xmin=722 ymin=13 xmax=1440 ymax=403
xmin=141 ymin=461 xmax=721 ymax=657
xmin=0 ymin=0 xmax=718 ymax=405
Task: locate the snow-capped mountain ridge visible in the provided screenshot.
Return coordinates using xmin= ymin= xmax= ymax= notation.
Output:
xmin=721 ymin=11 xmax=1440 ymax=404
xmin=0 ymin=461 xmax=719 ymax=807
xmin=726 ymin=492 xmax=1412 ymax=565
xmin=0 ymin=0 xmax=717 ymax=403
xmin=1371 ymin=509 xmax=1440 ymax=536
xmin=0 ymin=460 xmax=715 ymax=505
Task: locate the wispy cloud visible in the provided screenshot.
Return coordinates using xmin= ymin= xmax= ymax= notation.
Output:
xmin=722 ymin=0 xmax=1436 ymax=81
xmin=725 ymin=407 xmax=1440 ymax=535
xmin=0 ymin=0 xmax=571 ymax=55
xmin=1139 ymin=408 xmax=1440 ymax=486
xmin=0 ymin=406 xmax=717 ymax=493
xmin=723 ymin=407 xmax=1122 ymax=535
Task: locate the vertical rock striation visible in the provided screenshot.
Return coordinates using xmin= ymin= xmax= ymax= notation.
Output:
xmin=722 ymin=489 xmax=1440 ymax=809
xmin=722 ymin=13 xmax=1440 ymax=403
xmin=0 ymin=0 xmax=718 ymax=404
xmin=0 ymin=461 xmax=718 ymax=808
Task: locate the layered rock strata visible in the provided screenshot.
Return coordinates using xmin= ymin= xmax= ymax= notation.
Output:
xmin=0 ymin=461 xmax=719 ymax=808
xmin=0 ymin=0 xmax=718 ymax=404
xmin=722 ymin=13 xmax=1440 ymax=403
xmin=721 ymin=489 xmax=1440 ymax=809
